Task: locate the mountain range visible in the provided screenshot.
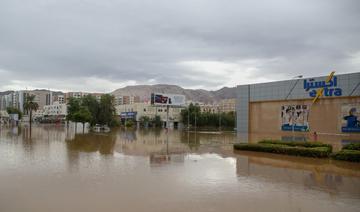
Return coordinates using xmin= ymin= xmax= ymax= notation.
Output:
xmin=110 ymin=84 xmax=237 ymax=103
xmin=0 ymin=85 xmax=237 ymax=103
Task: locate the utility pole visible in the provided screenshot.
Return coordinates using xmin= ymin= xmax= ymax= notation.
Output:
xmin=194 ymin=111 xmax=197 ymax=132
xmin=218 ymin=107 xmax=221 ymax=132
xmin=166 ymin=105 xmax=169 ymax=129
xmin=124 ymin=104 xmax=127 ymax=128
xmin=187 ymin=106 xmax=190 ymax=130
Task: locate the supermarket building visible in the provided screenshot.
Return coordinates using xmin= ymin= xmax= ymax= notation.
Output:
xmin=236 ymin=72 xmax=360 ymax=139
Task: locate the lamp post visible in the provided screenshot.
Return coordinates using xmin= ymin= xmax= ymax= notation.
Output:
xmin=187 ymin=106 xmax=190 ymax=130
xmin=194 ymin=111 xmax=197 ymax=132
xmin=218 ymin=107 xmax=221 ymax=132
xmin=124 ymin=105 xmax=127 ymax=128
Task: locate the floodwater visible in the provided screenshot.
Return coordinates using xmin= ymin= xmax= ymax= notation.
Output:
xmin=0 ymin=124 xmax=360 ymax=212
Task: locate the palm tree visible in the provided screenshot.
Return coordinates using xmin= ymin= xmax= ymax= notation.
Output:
xmin=23 ymin=94 xmax=39 ymax=128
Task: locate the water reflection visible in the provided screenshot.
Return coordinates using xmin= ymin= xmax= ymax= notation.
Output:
xmin=66 ymin=133 xmax=116 ymax=155
xmin=235 ymin=152 xmax=360 ymax=197
xmin=0 ymin=125 xmax=359 ymax=212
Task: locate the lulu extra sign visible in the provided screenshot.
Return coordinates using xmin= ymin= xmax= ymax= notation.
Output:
xmin=303 ymin=71 xmax=342 ymax=103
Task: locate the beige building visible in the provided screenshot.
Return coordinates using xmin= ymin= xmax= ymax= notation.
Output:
xmin=115 ymin=103 xmax=184 ymax=128
xmin=20 ymin=90 xmax=52 ymax=115
xmin=198 ymin=103 xmax=218 ymax=113
xmin=115 ymin=95 xmax=141 ymax=105
xmin=64 ymin=92 xmax=88 ymax=103
xmin=54 ymin=94 xmax=65 ymax=104
xmin=218 ymin=98 xmax=236 ymax=113
xmin=193 ymin=99 xmax=236 ymax=114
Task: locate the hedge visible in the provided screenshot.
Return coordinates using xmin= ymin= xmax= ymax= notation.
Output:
xmin=259 ymin=140 xmax=332 ymax=152
xmin=331 ymin=150 xmax=360 ymax=162
xmin=342 ymin=143 xmax=360 ymax=151
xmin=234 ymin=143 xmax=331 ymax=158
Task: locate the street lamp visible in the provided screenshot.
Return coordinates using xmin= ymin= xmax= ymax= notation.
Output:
xmin=187 ymin=106 xmax=190 ymax=130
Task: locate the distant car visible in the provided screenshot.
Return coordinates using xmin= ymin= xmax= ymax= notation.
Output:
xmin=92 ymin=124 xmax=110 ymax=133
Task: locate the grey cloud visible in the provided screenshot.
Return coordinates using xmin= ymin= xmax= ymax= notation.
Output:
xmin=0 ymin=0 xmax=359 ymax=92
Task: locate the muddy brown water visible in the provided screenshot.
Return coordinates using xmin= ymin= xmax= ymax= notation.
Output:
xmin=0 ymin=124 xmax=359 ymax=212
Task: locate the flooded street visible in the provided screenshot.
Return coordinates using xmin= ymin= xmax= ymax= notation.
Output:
xmin=0 ymin=125 xmax=360 ymax=212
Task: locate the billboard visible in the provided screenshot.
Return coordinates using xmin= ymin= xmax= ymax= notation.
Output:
xmin=281 ymin=105 xmax=309 ymax=132
xmin=151 ymin=93 xmax=185 ymax=106
xmin=341 ymin=104 xmax=360 ymax=133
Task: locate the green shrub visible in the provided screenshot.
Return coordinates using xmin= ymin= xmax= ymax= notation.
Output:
xmin=259 ymin=140 xmax=332 ymax=152
xmin=125 ymin=120 xmax=134 ymax=128
xmin=331 ymin=150 xmax=360 ymax=162
xmin=234 ymin=143 xmax=331 ymax=158
xmin=342 ymin=143 xmax=360 ymax=151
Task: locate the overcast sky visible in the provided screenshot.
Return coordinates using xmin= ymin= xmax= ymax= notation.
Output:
xmin=0 ymin=0 xmax=359 ymax=92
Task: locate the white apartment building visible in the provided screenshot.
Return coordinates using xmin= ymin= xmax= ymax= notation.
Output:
xmin=43 ymin=101 xmax=67 ymax=118
xmin=115 ymin=102 xmax=184 ymax=128
xmin=0 ymin=93 xmax=15 ymax=110
xmin=57 ymin=95 xmax=65 ymax=104
xmin=33 ymin=109 xmax=45 ymax=120
xmin=0 ymin=90 xmax=55 ymax=115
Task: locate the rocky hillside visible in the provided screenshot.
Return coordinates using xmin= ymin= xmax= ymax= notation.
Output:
xmin=111 ymin=84 xmax=236 ymax=103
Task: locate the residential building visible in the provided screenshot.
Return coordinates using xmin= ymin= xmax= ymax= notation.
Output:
xmin=115 ymin=102 xmax=184 ymax=128
xmin=0 ymin=90 xmax=52 ymax=114
xmin=218 ymin=98 xmax=236 ymax=113
xmin=57 ymin=95 xmax=65 ymax=104
xmin=123 ymin=96 xmax=130 ymax=105
xmin=43 ymin=101 xmax=67 ymax=118
xmin=0 ymin=110 xmax=9 ymax=124
xmin=198 ymin=103 xmax=219 ymax=113
xmin=0 ymin=92 xmax=15 ymax=110
xmin=65 ymin=92 xmax=87 ymax=102
xmin=114 ymin=95 xmax=141 ymax=106
xmin=114 ymin=96 xmax=123 ymax=106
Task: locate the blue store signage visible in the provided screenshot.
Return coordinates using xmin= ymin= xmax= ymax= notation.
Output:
xmin=120 ymin=112 xmax=137 ymax=119
xmin=303 ymin=76 xmax=342 ymax=98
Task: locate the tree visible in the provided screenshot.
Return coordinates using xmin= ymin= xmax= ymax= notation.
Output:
xmin=153 ymin=115 xmax=162 ymax=128
xmin=66 ymin=97 xmax=81 ymax=131
xmin=181 ymin=103 xmax=200 ymax=128
xmin=66 ymin=97 xmax=80 ymax=122
xmin=181 ymin=104 xmax=235 ymax=129
xmin=6 ymin=107 xmax=23 ymax=120
xmin=81 ymin=94 xmax=100 ymax=126
xmin=23 ymin=94 xmax=39 ymax=128
xmin=139 ymin=116 xmax=150 ymax=127
xmin=98 ymin=94 xmax=116 ymax=126
xmin=125 ymin=119 xmax=134 ymax=128
xmin=66 ymin=94 xmax=118 ymax=132
xmin=73 ymin=107 xmax=92 ymax=133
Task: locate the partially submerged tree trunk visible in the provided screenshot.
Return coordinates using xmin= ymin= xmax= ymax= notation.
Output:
xmin=29 ymin=110 xmax=32 ymax=129
xmin=83 ymin=122 xmax=85 ymax=133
